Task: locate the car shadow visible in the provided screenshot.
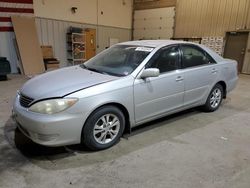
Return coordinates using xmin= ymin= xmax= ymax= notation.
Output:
xmin=3 ymin=98 xmax=244 ymax=170
xmin=13 ymin=108 xmax=198 ymax=157
xmin=127 ymin=108 xmax=199 ymax=137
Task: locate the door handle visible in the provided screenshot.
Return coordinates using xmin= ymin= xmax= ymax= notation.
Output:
xmin=176 ymin=76 xmax=184 ymax=82
xmin=211 ymin=68 xmax=218 ymax=74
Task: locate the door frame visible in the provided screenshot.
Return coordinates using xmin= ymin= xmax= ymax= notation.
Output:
xmin=133 ymin=45 xmax=184 ymax=124
xmin=224 ymin=31 xmax=249 ymax=73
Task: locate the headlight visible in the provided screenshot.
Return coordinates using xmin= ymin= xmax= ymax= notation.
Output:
xmin=29 ymin=98 xmax=78 ymax=114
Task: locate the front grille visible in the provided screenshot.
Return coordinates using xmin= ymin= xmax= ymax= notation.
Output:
xmin=19 ymin=94 xmax=34 ymax=108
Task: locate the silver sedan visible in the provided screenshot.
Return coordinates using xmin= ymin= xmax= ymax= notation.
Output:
xmin=13 ymin=40 xmax=238 ymax=150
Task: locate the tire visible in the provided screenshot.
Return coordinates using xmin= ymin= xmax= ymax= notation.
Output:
xmin=82 ymin=106 xmax=125 ymax=150
xmin=203 ymin=84 xmax=223 ymax=112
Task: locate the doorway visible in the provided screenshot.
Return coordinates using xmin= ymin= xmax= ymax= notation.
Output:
xmin=85 ymin=28 xmax=96 ymax=60
xmin=224 ymin=32 xmax=248 ymax=73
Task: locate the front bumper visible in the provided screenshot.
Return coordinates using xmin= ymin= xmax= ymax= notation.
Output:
xmin=12 ymin=95 xmax=86 ymax=146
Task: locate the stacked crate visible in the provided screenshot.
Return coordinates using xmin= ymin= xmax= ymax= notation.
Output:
xmin=201 ymin=37 xmax=224 ymax=56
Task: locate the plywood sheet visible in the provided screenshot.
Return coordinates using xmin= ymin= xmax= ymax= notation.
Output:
xmin=11 ymin=16 xmax=45 ymax=76
xmin=12 ymin=38 xmax=24 ymax=74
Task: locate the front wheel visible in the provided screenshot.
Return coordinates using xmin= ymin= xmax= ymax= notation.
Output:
xmin=82 ymin=106 xmax=125 ymax=150
xmin=203 ymin=84 xmax=223 ymax=112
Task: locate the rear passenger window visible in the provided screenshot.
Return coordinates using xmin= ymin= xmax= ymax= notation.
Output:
xmin=181 ymin=46 xmax=213 ymax=68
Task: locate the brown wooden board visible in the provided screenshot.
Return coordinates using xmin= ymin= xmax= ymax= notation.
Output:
xmin=11 ymin=16 xmax=45 ymax=76
xmin=12 ymin=38 xmax=24 ymax=74
xmin=45 ymin=62 xmax=60 ymax=70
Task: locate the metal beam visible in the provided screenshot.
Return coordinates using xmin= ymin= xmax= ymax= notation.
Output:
xmin=134 ymin=0 xmax=176 ymax=10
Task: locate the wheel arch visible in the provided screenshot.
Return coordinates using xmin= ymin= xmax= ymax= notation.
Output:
xmin=81 ymin=102 xmax=131 ymax=142
xmin=216 ymin=81 xmax=227 ymax=98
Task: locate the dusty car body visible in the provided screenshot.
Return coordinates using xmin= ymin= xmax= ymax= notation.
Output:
xmin=13 ymin=40 xmax=238 ymax=150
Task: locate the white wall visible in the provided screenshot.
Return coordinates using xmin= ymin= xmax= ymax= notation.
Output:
xmin=33 ymin=0 xmax=132 ymax=29
xmin=0 ymin=0 xmax=132 ymax=73
xmin=35 ymin=18 xmax=131 ymax=68
xmin=97 ymin=0 xmax=132 ymax=29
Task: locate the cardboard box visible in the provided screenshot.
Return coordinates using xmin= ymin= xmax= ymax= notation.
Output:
xmin=45 ymin=61 xmax=60 ymax=70
xmin=41 ymin=46 xmax=54 ymax=59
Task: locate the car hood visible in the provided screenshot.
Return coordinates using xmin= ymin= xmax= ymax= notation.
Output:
xmin=20 ymin=66 xmax=118 ymax=100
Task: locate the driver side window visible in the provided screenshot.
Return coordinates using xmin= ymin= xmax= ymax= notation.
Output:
xmin=146 ymin=46 xmax=179 ymax=74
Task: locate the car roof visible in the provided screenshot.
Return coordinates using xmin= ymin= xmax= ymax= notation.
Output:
xmin=118 ymin=40 xmax=224 ymax=62
xmin=118 ymin=40 xmax=189 ymax=48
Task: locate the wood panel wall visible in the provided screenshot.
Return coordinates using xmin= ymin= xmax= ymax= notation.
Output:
xmin=175 ymin=0 xmax=250 ymax=37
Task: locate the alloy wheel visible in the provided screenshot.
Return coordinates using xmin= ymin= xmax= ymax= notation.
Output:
xmin=93 ymin=114 xmax=120 ymax=144
xmin=210 ymin=88 xmax=222 ymax=108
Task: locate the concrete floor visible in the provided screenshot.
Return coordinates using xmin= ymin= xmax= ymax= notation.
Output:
xmin=1 ymin=74 xmax=250 ymax=188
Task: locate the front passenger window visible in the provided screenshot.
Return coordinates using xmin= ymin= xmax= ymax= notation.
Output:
xmin=147 ymin=46 xmax=179 ymax=74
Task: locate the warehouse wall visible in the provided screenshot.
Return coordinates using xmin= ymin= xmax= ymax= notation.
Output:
xmin=97 ymin=0 xmax=132 ymax=29
xmin=175 ymin=0 xmax=250 ymax=38
xmin=35 ymin=17 xmax=131 ymax=67
xmin=0 ymin=18 xmax=131 ymax=72
xmin=0 ymin=0 xmax=132 ymax=73
xmin=33 ymin=0 xmax=132 ymax=29
xmin=133 ymin=7 xmax=175 ymax=40
xmin=33 ymin=0 xmax=97 ymax=25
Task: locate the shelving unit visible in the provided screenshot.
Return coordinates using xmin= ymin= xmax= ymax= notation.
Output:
xmin=67 ymin=32 xmax=86 ymax=65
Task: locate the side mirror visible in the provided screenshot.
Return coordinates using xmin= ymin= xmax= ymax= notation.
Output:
xmin=140 ymin=68 xmax=160 ymax=79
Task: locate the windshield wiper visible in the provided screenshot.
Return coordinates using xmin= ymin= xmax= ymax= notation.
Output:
xmin=81 ymin=64 xmax=107 ymax=75
xmin=87 ymin=67 xmax=104 ymax=74
xmin=81 ymin=64 xmax=123 ymax=77
xmin=81 ymin=64 xmax=88 ymax=69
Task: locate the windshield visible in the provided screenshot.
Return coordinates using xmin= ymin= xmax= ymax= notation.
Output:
xmin=81 ymin=45 xmax=154 ymax=76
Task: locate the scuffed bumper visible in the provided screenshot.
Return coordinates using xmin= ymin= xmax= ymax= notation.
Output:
xmin=12 ymin=95 xmax=85 ymax=147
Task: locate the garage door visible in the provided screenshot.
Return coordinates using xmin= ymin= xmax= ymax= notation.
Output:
xmin=133 ymin=7 xmax=175 ymax=40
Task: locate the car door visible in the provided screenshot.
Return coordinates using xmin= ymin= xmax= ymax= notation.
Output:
xmin=133 ymin=45 xmax=185 ymax=123
xmin=180 ymin=45 xmax=219 ymax=107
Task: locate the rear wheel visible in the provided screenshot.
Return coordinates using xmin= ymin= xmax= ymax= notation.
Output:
xmin=82 ymin=106 xmax=125 ymax=150
xmin=203 ymin=84 xmax=223 ymax=112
